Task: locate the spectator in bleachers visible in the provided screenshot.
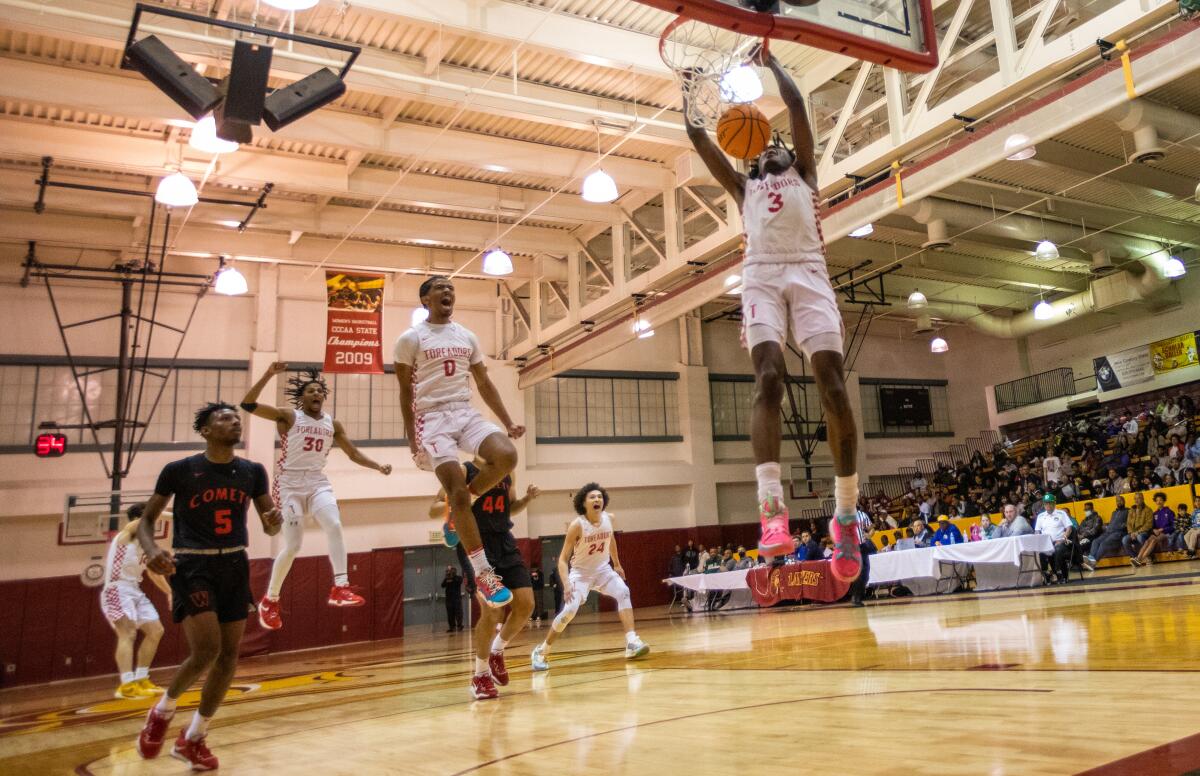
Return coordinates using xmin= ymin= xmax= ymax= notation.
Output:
xmin=1034 ymin=494 xmax=1074 ymax=583
xmin=911 ymin=519 xmax=935 ymax=549
xmin=1043 ymin=449 xmax=1063 ymax=487
xmin=1132 ymin=492 xmax=1175 ymax=566
xmin=1171 ymin=503 xmax=1191 ymax=552
xmin=932 ymin=515 xmax=964 ymax=546
xmin=1083 ymin=496 xmax=1130 ymax=571
xmin=911 ymin=473 xmax=927 ymax=491
xmin=1162 ymin=398 xmax=1181 ymax=425
xmin=1123 ymin=492 xmax=1154 ymax=562
xmin=995 ymin=503 xmax=1033 ymax=538
xmin=1076 ymin=502 xmax=1104 ymax=554
xmin=1182 ymin=497 xmax=1200 ymax=558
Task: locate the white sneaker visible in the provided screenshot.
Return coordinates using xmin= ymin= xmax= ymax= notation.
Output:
xmin=530 ymin=645 xmax=550 ymax=672
xmin=624 ymin=637 xmax=649 ymax=659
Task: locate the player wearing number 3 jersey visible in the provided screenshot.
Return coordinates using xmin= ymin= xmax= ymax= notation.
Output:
xmin=241 ymin=364 xmax=393 ymax=631
xmin=684 ymin=48 xmax=862 ymax=583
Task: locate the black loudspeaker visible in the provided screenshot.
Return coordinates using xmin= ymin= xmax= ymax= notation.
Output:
xmin=125 ymin=35 xmax=220 ymax=120
xmin=222 ymin=39 xmax=273 ymax=125
xmin=816 ymin=425 xmax=828 ymax=442
xmin=264 ymin=68 xmax=347 ymax=131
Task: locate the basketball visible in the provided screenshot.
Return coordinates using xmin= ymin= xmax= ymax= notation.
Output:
xmin=716 ymin=103 xmax=771 ymax=160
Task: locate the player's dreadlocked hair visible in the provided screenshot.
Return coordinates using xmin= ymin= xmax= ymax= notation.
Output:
xmin=193 ymin=401 xmax=238 ymax=432
xmin=747 ymin=130 xmax=795 ymax=180
xmin=284 ymin=368 xmax=329 ymax=407
xmin=573 ymin=482 xmax=610 ymax=516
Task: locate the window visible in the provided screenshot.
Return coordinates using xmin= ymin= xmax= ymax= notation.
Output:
xmin=709 ymin=374 xmax=813 ymax=441
xmin=276 ymin=366 xmax=404 ymax=444
xmin=0 ymin=357 xmax=247 ymax=453
xmin=859 ymin=378 xmax=952 ymax=437
xmin=535 ymin=370 xmax=681 ymax=442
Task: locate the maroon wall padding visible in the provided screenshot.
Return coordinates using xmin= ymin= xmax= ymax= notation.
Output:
xmin=0 ymin=580 xmax=27 ymax=687
xmin=17 ymin=579 xmax=55 ymax=686
xmin=239 ymin=558 xmax=274 ymax=657
xmin=370 ymin=547 xmax=405 ymax=641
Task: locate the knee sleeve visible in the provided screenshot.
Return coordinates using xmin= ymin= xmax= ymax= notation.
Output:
xmin=552 ymin=600 xmax=580 ymax=632
xmin=267 ymin=521 xmax=305 ymax=598
xmin=610 ymin=581 xmax=633 ymax=612
xmin=313 ymin=501 xmax=348 ymax=577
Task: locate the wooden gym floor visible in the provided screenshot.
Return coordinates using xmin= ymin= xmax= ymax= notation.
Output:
xmin=3 ymin=562 xmax=1200 ymax=775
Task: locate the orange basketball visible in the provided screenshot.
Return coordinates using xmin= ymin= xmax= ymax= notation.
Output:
xmin=716 ymin=103 xmax=771 ymax=160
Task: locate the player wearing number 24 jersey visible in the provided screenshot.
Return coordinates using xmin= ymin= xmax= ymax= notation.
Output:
xmin=241 ymin=364 xmax=393 ymax=631
xmin=683 ymin=48 xmax=862 ymax=583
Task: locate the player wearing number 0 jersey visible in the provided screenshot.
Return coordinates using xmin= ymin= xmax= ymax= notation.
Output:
xmin=531 ymin=483 xmax=648 ymax=671
xmin=241 ymin=364 xmax=393 ymax=631
xmin=683 ymin=48 xmax=862 ymax=583
xmin=395 ymin=276 xmax=526 ymax=610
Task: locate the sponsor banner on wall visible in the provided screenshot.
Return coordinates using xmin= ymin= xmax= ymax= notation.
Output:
xmin=1093 ymin=346 xmax=1154 ymax=392
xmin=1149 ymin=332 xmax=1198 ymax=375
xmin=323 ymin=271 xmax=385 ymax=374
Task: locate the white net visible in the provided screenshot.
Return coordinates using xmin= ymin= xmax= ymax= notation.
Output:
xmin=659 ymin=17 xmax=763 ymax=129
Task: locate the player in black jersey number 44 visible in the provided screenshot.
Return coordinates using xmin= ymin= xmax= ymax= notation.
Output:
xmin=133 ymin=402 xmax=282 ymax=771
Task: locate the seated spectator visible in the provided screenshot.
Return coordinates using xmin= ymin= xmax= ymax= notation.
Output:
xmin=1076 ymin=502 xmax=1104 ymax=553
xmin=932 ymin=515 xmax=964 ymax=546
xmin=975 ymin=513 xmax=997 ymax=541
xmin=911 ymin=473 xmax=927 ymax=491
xmin=994 ymin=503 xmax=1033 ymax=538
xmin=1132 ymin=492 xmax=1174 ymax=566
xmin=878 ymin=534 xmax=893 ymax=552
xmin=1083 ymin=496 xmax=1129 ymax=570
xmin=1123 ymin=492 xmax=1154 ymax=560
xmin=799 ymin=531 xmax=822 ymax=561
xmin=1034 ymin=494 xmax=1074 ymax=583
xmin=820 ymin=537 xmax=834 ymax=559
xmin=911 ymin=519 xmax=935 ymax=548
xmin=1171 ymin=503 xmax=1191 ymax=552
xmin=1183 ymin=498 xmax=1200 ymax=559
xmin=735 ymin=549 xmax=754 ymax=570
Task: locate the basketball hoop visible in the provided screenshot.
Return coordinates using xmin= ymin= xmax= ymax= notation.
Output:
xmin=660 ymin=16 xmax=768 ymax=129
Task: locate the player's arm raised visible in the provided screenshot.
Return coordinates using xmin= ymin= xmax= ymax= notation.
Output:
xmin=761 ymin=51 xmax=817 ymax=186
xmin=509 ymin=481 xmax=541 ymax=516
xmin=608 ymin=514 xmax=626 ymax=580
xmin=470 ymin=360 xmax=524 ymax=440
xmin=558 ymin=520 xmax=582 ymax=605
xmin=136 ymin=493 xmax=175 ymax=576
xmin=333 ymin=419 xmax=392 ymax=475
xmin=241 ymin=361 xmax=296 ymax=427
xmin=682 ymin=88 xmax=746 ymax=208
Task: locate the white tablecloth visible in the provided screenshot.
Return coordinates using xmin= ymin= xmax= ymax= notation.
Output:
xmin=666 ymin=569 xmax=750 ymax=592
xmin=868 ymin=534 xmax=1053 ymax=593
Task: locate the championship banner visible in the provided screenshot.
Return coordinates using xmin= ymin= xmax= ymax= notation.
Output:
xmin=1150 ymin=332 xmax=1198 ymax=375
xmin=746 ymin=560 xmax=850 ymax=606
xmin=323 ymin=271 xmax=385 ymax=374
xmin=1093 ymin=345 xmax=1153 ymax=392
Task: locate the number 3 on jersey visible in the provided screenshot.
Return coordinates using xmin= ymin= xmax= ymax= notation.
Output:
xmin=767 ymin=192 xmax=784 ymax=213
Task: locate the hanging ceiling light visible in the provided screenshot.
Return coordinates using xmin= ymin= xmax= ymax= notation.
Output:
xmin=1164 ymin=255 xmax=1186 ymax=278
xmin=189 ymin=115 xmax=239 ymax=154
xmin=411 ymin=307 xmax=430 ymax=326
xmin=849 ymin=224 xmax=874 ymax=238
xmin=724 ymin=274 xmax=742 ymax=295
xmin=719 ymin=64 xmax=764 ymax=104
xmin=633 ymin=318 xmax=654 ymax=338
xmin=1004 ymin=133 xmax=1036 ymax=161
xmin=214 ymin=259 xmax=248 ymax=295
xmin=907 ymin=289 xmax=928 ymax=309
xmin=262 ymin=0 xmax=319 ymax=10
xmin=1033 ymin=299 xmax=1054 ymax=320
xmin=582 ymin=170 xmax=618 ymax=203
xmin=483 ymin=248 xmax=513 ymax=276
xmin=1035 ymin=240 xmax=1060 ymax=261
xmin=155 ymin=171 xmax=198 ymax=207
xmin=930 ymin=336 xmax=949 ymax=353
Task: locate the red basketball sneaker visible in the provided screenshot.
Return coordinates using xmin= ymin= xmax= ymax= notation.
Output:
xmin=828 ymin=515 xmax=863 ymax=583
xmin=136 ymin=706 xmax=173 ymax=759
xmin=327 ymin=584 xmax=365 ymax=607
xmin=257 ymin=596 xmax=282 ymax=630
xmin=757 ymin=496 xmax=791 ymax=559
xmin=171 ymin=730 xmax=218 ymax=771
xmin=488 ymin=650 xmax=509 ymax=686
xmin=470 ymin=672 xmax=499 ymax=700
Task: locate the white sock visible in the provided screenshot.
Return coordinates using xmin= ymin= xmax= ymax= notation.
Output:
xmin=467 ymin=548 xmax=491 ymax=576
xmin=474 ymin=656 xmax=490 ymax=676
xmin=538 ymin=641 xmax=551 ymax=654
xmin=835 ymin=474 xmax=859 ymax=518
xmin=185 ymin=712 xmax=210 ymax=741
xmin=134 ymin=666 xmax=149 ymax=681
xmin=755 ymin=462 xmax=784 ymax=503
xmin=121 ymin=671 xmax=136 ymax=684
xmin=155 ymin=694 xmax=177 ymax=715
xmin=490 ymin=633 xmax=509 ymax=654
xmin=333 ymin=573 xmax=349 ymax=587
xmin=625 ymin=630 xmax=638 ymax=644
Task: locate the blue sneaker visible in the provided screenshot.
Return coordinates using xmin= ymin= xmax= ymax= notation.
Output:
xmin=442 ymin=519 xmax=459 ymax=548
xmin=476 ymin=568 xmax=512 ymax=608
xmin=530 ymin=644 xmax=549 ymax=671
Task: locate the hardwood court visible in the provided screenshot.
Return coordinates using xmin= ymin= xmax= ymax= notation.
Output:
xmin=4 ymin=563 xmax=1200 ymax=775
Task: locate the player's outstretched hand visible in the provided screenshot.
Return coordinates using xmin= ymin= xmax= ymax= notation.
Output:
xmin=267 ymin=361 xmax=288 ymax=375
xmin=507 ymin=423 xmax=526 ymax=439
xmin=147 ymin=547 xmax=175 ymax=576
xmin=378 ymin=463 xmax=393 ymax=475
xmin=262 ymin=507 xmax=283 ymax=536
xmin=525 ymin=484 xmax=541 ymax=500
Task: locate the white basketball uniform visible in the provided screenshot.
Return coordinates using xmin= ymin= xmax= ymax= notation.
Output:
xmin=740 ymin=166 xmax=843 ymax=358
xmin=100 ymin=535 xmax=159 ymax=625
xmin=275 ymin=410 xmax=338 ymax=525
xmin=394 ymin=320 xmax=501 ymax=471
xmin=566 ymin=511 xmax=629 ymax=601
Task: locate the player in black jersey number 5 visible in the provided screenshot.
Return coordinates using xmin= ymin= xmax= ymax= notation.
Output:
xmin=133 ymin=402 xmax=282 ymax=771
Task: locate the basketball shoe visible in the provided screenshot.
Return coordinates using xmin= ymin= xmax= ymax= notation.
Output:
xmin=442 ymin=516 xmax=459 ymax=548
xmin=136 ymin=706 xmax=173 ymax=759
xmin=530 ymin=644 xmax=550 ymax=672
xmin=171 ymin=730 xmax=218 ymax=771
xmin=257 ymin=596 xmax=283 ymax=630
xmin=488 ymin=651 xmax=509 ymax=686
xmin=625 ymin=637 xmax=650 ymax=659
xmin=828 ymin=514 xmax=863 ymax=582
xmin=470 ymin=672 xmax=499 ymax=700
xmin=137 ymin=678 xmax=165 ymax=695
xmin=328 ymin=584 xmax=365 ymax=607
xmin=115 ymin=680 xmax=145 ymax=700
xmin=757 ymin=496 xmax=791 ymax=559
xmin=475 ymin=568 xmax=512 ymax=608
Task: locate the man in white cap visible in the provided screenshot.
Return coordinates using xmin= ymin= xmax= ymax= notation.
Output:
xmin=1034 ymin=493 xmax=1074 ymax=584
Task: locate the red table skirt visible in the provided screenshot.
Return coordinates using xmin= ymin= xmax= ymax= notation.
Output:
xmin=746 ymin=560 xmax=851 ymax=606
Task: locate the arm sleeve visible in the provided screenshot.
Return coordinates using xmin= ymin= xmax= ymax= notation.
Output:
xmin=251 ymin=462 xmax=269 ymax=499
xmin=467 ymin=329 xmax=484 ymax=365
xmin=393 ymin=329 xmax=420 ymax=365
xmin=154 ymin=461 xmax=179 ymax=498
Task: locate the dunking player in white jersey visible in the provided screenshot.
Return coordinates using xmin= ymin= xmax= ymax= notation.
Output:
xmin=684 ymin=49 xmax=863 ymax=583
xmin=531 ymin=483 xmax=648 ymax=670
xmin=395 ymin=275 xmax=526 ymax=608
xmin=241 ymin=363 xmax=393 ymax=630
xmin=102 ymin=503 xmax=170 ymax=699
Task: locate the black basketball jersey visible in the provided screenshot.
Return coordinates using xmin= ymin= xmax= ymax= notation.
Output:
xmin=465 ymin=461 xmax=512 ymax=535
xmin=154 ymin=453 xmax=269 ymax=550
